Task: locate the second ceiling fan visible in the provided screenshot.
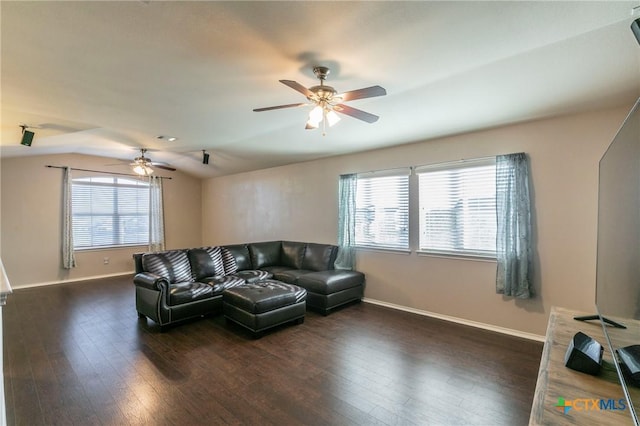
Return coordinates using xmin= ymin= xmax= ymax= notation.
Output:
xmin=131 ymin=148 xmax=176 ymax=176
xmin=253 ymin=66 xmax=386 ymax=132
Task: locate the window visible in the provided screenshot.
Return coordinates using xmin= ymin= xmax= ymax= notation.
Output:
xmin=417 ymin=159 xmax=496 ymax=257
xmin=354 ymin=170 xmax=410 ymax=250
xmin=72 ymin=176 xmax=150 ymax=249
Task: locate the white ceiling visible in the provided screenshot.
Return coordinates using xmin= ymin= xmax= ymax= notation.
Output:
xmin=2 ymin=1 xmax=639 ymax=179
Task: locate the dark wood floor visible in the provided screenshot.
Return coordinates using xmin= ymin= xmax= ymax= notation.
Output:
xmin=3 ymin=275 xmax=542 ymax=425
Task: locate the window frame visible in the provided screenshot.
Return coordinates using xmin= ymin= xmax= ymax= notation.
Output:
xmin=353 ymin=168 xmax=411 ymax=252
xmin=416 ymin=157 xmax=497 ymax=259
xmin=71 ymin=176 xmax=151 ymax=250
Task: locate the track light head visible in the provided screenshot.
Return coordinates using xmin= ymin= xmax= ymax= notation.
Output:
xmin=202 ymin=150 xmax=210 ymax=165
xmin=19 ymin=125 xmax=34 ymax=146
xmin=632 ymin=18 xmax=640 ymax=45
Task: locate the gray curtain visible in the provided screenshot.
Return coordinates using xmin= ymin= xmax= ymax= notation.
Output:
xmin=334 ymin=173 xmax=357 ymax=270
xmin=496 ymin=153 xmax=532 ymax=298
xmin=62 ymin=167 xmax=76 ymax=269
xmin=149 ymin=176 xmax=165 ymax=252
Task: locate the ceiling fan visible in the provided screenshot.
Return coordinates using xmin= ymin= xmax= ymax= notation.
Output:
xmin=253 ymin=66 xmax=386 ymax=132
xmin=131 ymin=148 xmax=176 ymax=176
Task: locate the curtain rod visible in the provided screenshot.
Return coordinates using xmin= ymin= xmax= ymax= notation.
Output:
xmin=45 ymin=165 xmax=172 ymax=179
xmin=342 ymin=165 xmax=412 ymax=178
xmin=344 ymin=154 xmax=510 ymax=178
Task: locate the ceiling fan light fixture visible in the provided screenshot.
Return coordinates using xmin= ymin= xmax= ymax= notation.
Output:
xmin=309 ymin=105 xmax=324 ymax=123
xmin=133 ymin=163 xmax=154 ymax=176
xmin=305 ymin=119 xmax=320 ymax=130
xmin=326 ymin=110 xmax=341 ymax=127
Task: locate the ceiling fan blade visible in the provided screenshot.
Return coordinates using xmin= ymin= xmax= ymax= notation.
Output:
xmin=253 ymin=103 xmax=307 ymax=112
xmin=279 ymin=80 xmax=314 ymax=98
xmin=152 ymin=164 xmax=176 ymax=172
xmin=339 ymin=85 xmax=387 ymax=102
xmin=334 ymin=104 xmax=379 ymax=123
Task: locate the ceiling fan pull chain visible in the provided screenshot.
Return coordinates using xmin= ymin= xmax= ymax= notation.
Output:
xmin=322 ymin=110 xmax=327 ymax=137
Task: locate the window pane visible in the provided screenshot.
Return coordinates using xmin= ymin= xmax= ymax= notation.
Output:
xmin=119 ymin=215 xmax=149 ymax=245
xmin=418 ymin=161 xmax=496 ymax=256
xmin=355 ymin=174 xmax=409 ymax=250
xmin=72 ymin=177 xmax=150 ymax=249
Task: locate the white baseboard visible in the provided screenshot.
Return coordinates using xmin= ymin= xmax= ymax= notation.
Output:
xmin=11 ymin=277 xmax=544 ymax=342
xmin=11 ymin=271 xmax=135 ymax=290
xmin=362 ymin=297 xmax=545 ymax=342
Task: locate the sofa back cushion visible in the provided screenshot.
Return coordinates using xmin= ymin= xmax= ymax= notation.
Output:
xmin=281 ymin=241 xmax=306 ymax=269
xmin=142 ymin=250 xmax=192 ymax=283
xmin=221 ymin=244 xmax=251 ymax=273
xmin=249 ymin=241 xmax=282 ymax=269
xmin=302 ymin=243 xmax=338 ymax=271
xmin=188 ymin=247 xmax=225 ymax=280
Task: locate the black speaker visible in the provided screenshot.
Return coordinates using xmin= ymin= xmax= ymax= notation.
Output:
xmin=618 ymin=345 xmax=640 ymax=387
xmin=632 ymin=18 xmax=640 ymax=45
xmin=20 ymin=130 xmax=34 ymax=146
xmin=564 ymin=331 xmax=603 ymax=375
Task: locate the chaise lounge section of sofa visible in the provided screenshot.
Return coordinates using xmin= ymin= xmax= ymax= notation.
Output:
xmin=133 ymin=241 xmax=365 ymax=329
xmin=224 ymin=240 xmax=365 ymax=315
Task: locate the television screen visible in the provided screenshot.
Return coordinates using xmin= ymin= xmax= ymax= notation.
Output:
xmin=595 ymin=97 xmax=640 ymax=425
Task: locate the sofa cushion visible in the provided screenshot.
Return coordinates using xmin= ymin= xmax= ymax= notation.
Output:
xmin=168 ymin=281 xmax=215 ymax=305
xmin=301 ymin=243 xmax=337 ymax=271
xmin=222 ymin=244 xmax=251 ymax=273
xmin=281 ymin=241 xmax=306 ymax=269
xmin=202 ymin=275 xmax=246 ymax=295
xmin=188 ymin=247 xmax=225 ymax=280
xmin=142 ymin=250 xmax=192 ymax=284
xmin=231 ymin=270 xmax=272 ymax=283
xmin=297 ymin=270 xmax=365 ymax=295
xmin=273 ymin=269 xmax=314 ymax=284
xmin=261 ymin=265 xmax=295 ymax=275
xmin=249 ymin=241 xmax=282 ymax=269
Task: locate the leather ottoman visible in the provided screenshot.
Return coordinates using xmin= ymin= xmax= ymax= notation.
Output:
xmin=222 ymin=280 xmax=306 ymax=337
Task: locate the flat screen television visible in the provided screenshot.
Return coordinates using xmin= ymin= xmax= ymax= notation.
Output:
xmin=593 ymin=97 xmax=640 ymax=425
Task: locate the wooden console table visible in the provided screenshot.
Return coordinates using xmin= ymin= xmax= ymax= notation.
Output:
xmin=530 ymin=306 xmax=640 ymax=425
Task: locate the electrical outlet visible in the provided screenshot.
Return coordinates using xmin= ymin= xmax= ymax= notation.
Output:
xmin=103 ymin=257 xmax=109 ymax=265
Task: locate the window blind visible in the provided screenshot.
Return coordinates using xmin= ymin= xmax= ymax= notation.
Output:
xmin=354 ymin=172 xmax=409 ymax=250
xmin=417 ymin=159 xmax=496 ymax=257
xmin=72 ymin=176 xmax=150 ymax=249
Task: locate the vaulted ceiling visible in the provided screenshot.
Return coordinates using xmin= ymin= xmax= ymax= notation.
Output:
xmin=2 ymin=1 xmax=639 ymax=178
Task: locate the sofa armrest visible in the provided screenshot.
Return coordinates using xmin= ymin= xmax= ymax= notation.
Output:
xmin=134 ymin=272 xmax=169 ymax=291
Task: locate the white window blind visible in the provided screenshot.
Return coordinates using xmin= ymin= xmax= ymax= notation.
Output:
xmin=354 ymin=170 xmax=410 ymax=250
xmin=72 ymin=176 xmax=150 ymax=249
xmin=417 ymin=159 xmax=496 ymax=257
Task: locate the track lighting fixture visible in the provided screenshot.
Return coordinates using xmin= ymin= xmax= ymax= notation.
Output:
xmin=632 ymin=17 xmax=640 ymax=44
xmin=19 ymin=125 xmax=35 ymax=146
xmin=202 ymin=150 xmax=210 ymax=165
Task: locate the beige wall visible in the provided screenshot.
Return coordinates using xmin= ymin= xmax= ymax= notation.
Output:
xmin=0 ymin=153 xmax=202 ymax=288
xmin=0 ymin=105 xmax=631 ymax=335
xmin=203 ymin=106 xmax=632 ymax=336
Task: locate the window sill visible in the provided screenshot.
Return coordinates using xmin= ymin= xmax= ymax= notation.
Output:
xmin=416 ymin=251 xmax=496 ymax=263
xmin=74 ymin=244 xmax=148 ymax=252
